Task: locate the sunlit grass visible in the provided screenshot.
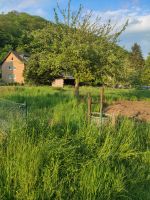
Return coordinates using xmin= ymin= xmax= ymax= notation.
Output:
xmin=0 ymin=86 xmax=150 ymax=199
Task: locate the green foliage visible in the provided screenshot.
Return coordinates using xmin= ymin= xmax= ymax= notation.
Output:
xmin=129 ymin=43 xmax=145 ymax=86
xmin=0 ymin=86 xmax=150 ymax=199
xmin=0 ymin=44 xmax=13 ymax=62
xmin=142 ymin=53 xmax=150 ymax=85
xmin=24 ymin=52 xmax=61 ymax=85
xmin=25 ymin=0 xmax=128 ymax=92
xmin=0 ymin=11 xmax=47 ymax=61
xmin=130 ymin=43 xmax=145 ymax=69
xmin=101 ymin=46 xmax=132 ymax=87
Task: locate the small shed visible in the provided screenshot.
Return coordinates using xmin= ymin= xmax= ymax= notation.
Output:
xmin=52 ymin=78 xmax=64 ymax=88
xmin=52 ymin=75 xmax=75 ymax=88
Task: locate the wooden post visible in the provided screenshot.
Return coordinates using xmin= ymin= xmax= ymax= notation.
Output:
xmin=88 ymin=93 xmax=92 ymax=123
xmin=100 ymin=87 xmax=104 ymax=113
xmin=100 ymin=87 xmax=104 ymax=124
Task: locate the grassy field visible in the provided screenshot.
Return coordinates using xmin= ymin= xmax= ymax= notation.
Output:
xmin=0 ymin=86 xmax=150 ymax=200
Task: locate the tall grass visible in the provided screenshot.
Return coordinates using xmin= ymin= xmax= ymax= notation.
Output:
xmin=0 ymin=86 xmax=150 ymax=200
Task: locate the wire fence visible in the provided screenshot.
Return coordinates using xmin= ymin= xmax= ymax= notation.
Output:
xmin=0 ymin=98 xmax=27 ymax=133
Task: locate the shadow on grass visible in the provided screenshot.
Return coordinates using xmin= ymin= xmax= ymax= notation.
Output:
xmin=5 ymin=90 xmax=74 ymax=111
xmin=90 ymin=89 xmax=150 ymax=103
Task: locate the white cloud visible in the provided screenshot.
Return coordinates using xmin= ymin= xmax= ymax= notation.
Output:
xmin=0 ymin=0 xmax=51 ymax=15
xmin=127 ymin=15 xmax=150 ymax=32
xmin=89 ymin=7 xmax=150 ymax=57
xmin=0 ymin=0 xmax=51 ymax=18
xmin=90 ymin=7 xmax=150 ymax=32
xmin=16 ymin=0 xmax=41 ymax=9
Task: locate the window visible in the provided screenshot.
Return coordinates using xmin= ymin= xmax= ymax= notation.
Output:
xmin=8 ymin=66 xmax=16 ymax=70
xmin=8 ymin=74 xmax=16 ymax=80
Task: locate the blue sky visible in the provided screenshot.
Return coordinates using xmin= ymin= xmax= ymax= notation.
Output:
xmin=1 ymin=0 xmax=150 ymax=57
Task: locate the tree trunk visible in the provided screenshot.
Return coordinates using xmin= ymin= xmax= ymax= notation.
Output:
xmin=74 ymin=79 xmax=80 ymax=97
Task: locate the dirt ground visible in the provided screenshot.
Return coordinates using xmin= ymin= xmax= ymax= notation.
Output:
xmin=105 ymin=101 xmax=150 ymax=122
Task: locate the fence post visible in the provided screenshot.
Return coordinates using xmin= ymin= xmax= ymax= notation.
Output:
xmin=100 ymin=87 xmax=104 ymax=124
xmin=100 ymin=87 xmax=104 ymax=112
xmin=88 ymin=93 xmax=92 ymax=123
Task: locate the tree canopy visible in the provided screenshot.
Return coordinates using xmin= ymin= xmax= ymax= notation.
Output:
xmin=129 ymin=43 xmax=145 ymax=86
xmin=142 ymin=53 xmax=150 ymax=85
xmin=24 ymin=0 xmax=129 ymax=95
xmin=130 ymin=43 xmax=145 ymax=69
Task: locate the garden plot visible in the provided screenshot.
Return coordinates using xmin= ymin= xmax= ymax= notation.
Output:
xmin=105 ymin=101 xmax=150 ymax=122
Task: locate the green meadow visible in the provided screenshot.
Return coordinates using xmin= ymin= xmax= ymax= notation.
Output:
xmin=0 ymin=86 xmax=150 ymax=200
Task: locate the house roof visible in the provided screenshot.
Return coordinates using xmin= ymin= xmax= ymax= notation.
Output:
xmin=1 ymin=51 xmax=29 ymax=65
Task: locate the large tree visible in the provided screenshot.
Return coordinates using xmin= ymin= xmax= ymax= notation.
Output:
xmin=25 ymin=0 xmax=128 ymax=96
xmin=130 ymin=43 xmax=145 ymax=69
xmin=141 ymin=53 xmax=150 ymax=85
xmin=53 ymin=1 xmax=128 ymax=95
xmin=129 ymin=43 xmax=145 ymax=86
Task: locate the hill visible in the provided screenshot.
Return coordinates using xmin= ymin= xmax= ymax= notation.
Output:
xmin=0 ymin=11 xmax=48 ymax=61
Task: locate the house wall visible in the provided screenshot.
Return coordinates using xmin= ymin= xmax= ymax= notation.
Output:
xmin=52 ymin=79 xmax=64 ymax=88
xmin=2 ymin=52 xmax=25 ymax=84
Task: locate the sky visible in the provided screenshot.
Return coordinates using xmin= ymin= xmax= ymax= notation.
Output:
xmin=0 ymin=0 xmax=150 ymax=57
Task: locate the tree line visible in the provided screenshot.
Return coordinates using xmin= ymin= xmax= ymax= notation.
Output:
xmin=0 ymin=1 xmax=150 ymax=94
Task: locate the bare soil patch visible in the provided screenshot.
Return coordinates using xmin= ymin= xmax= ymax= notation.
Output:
xmin=105 ymin=101 xmax=150 ymax=122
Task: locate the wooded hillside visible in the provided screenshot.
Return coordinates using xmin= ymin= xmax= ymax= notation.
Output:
xmin=0 ymin=11 xmax=47 ymax=61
